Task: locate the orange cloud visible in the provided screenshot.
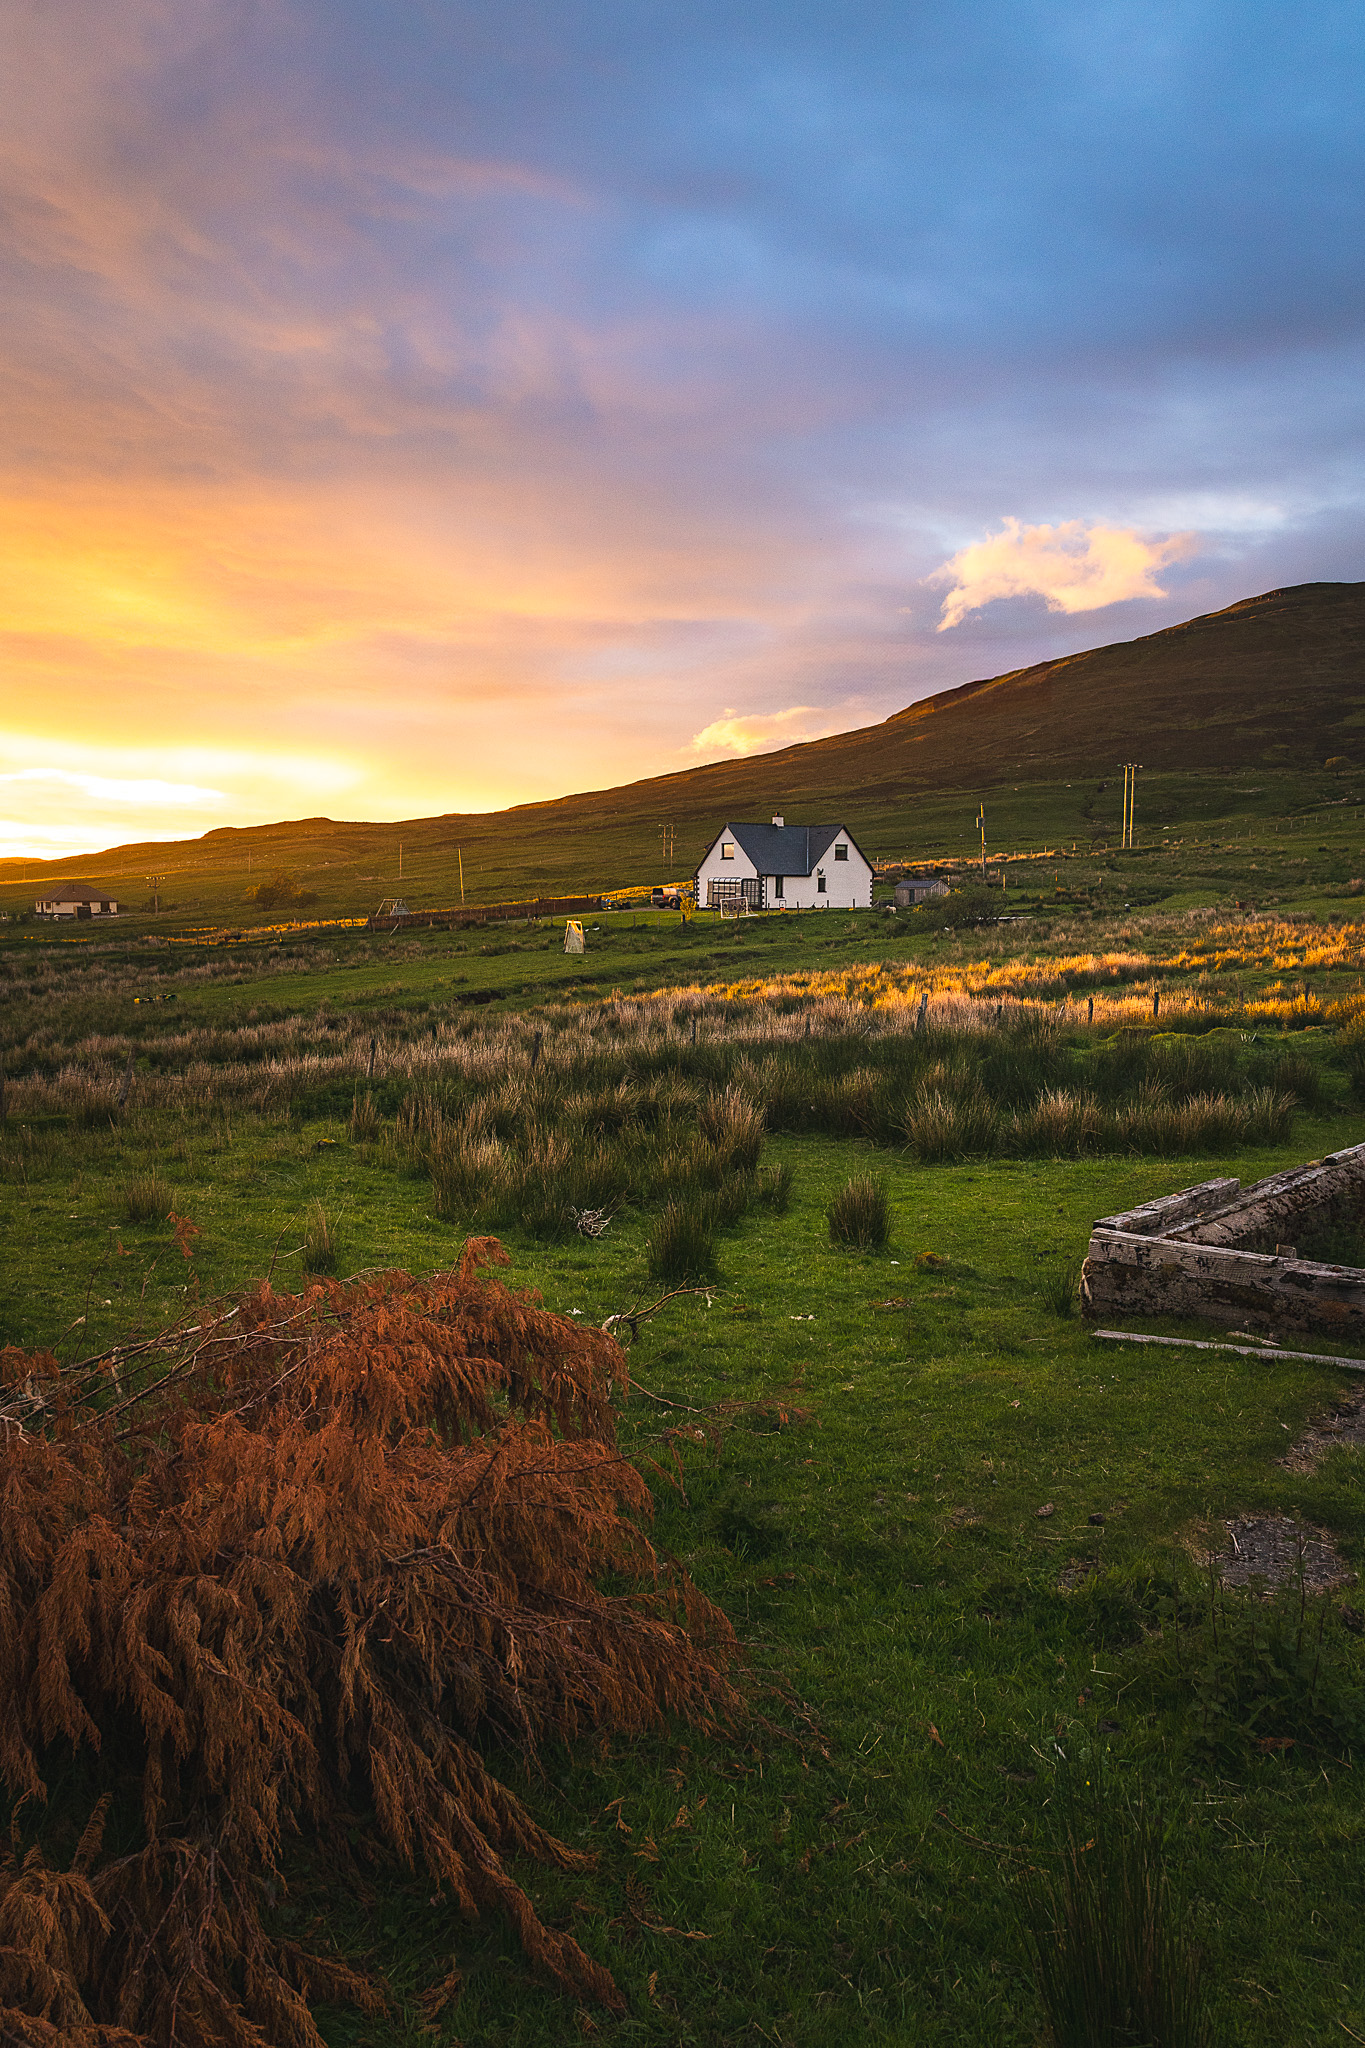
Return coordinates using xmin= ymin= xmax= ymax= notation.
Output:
xmin=689 ymin=705 xmax=853 ymax=759
xmin=931 ymin=518 xmax=1199 ymax=630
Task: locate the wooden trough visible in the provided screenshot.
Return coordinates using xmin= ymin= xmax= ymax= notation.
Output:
xmin=1081 ymin=1143 xmax=1365 ymax=1338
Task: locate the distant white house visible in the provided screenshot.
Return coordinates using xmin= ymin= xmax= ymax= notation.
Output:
xmin=35 ymin=881 xmax=120 ymax=920
xmin=694 ymin=818 xmax=874 ymax=912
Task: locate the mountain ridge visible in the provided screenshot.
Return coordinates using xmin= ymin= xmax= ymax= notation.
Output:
xmin=4 ymin=581 xmax=1362 ymax=909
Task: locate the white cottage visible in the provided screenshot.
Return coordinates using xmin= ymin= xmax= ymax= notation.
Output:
xmin=34 ymin=881 xmax=120 ymax=920
xmin=694 ymin=818 xmax=874 ymax=912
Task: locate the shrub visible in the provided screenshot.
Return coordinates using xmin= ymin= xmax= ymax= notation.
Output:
xmin=648 ymin=1196 xmax=719 ymax=1281
xmin=827 ymin=1175 xmax=890 ymax=1249
xmin=1017 ymin=1763 xmax=1212 ymax=2048
xmin=120 ymin=1170 xmax=172 ymax=1224
xmin=243 ymin=870 xmax=318 ymax=911
xmin=907 ymin=883 xmax=1000 ymax=930
xmin=0 ymin=1247 xmax=740 ymax=2036
xmin=301 ymin=1199 xmax=339 ymax=1273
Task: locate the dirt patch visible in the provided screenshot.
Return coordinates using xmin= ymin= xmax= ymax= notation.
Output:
xmin=1209 ymin=1515 xmax=1353 ymax=1594
xmin=1282 ymin=1387 xmax=1365 ymax=1473
xmin=1057 ymin=1558 xmax=1100 ymax=1592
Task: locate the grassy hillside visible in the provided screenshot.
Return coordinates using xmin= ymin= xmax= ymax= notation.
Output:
xmin=3 ymin=581 xmax=1361 ymax=927
xmin=7 ymin=902 xmax=1365 ymax=2043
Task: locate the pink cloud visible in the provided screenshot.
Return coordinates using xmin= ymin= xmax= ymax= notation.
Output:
xmin=931 ymin=518 xmax=1199 ymax=630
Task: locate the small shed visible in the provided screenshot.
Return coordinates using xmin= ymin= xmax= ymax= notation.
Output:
xmin=34 ymin=882 xmax=120 ymax=920
xmin=894 ymin=878 xmax=949 ymax=908
xmin=564 ymin=919 xmax=585 ymax=954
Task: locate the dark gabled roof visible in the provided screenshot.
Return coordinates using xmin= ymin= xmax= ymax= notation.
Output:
xmin=720 ymin=822 xmax=852 ymax=876
xmin=36 ymin=881 xmax=115 ymax=901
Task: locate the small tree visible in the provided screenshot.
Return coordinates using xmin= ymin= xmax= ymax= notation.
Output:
xmin=244 ymin=870 xmax=318 ymax=911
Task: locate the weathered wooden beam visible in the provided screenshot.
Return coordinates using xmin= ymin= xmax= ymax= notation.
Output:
xmin=1093 ymin=1178 xmax=1241 ymax=1238
xmin=1083 ymin=1230 xmax=1365 ymax=1335
xmin=1092 ymin=1327 xmax=1365 ymax=1371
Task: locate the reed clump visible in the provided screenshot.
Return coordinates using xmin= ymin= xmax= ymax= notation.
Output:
xmin=0 ymin=1243 xmax=741 ymax=2041
xmin=119 ymin=1169 xmax=172 ymax=1223
xmin=1018 ymin=1765 xmax=1212 ymax=2048
xmin=827 ymin=1176 xmax=891 ymax=1249
xmin=648 ymin=1195 xmax=720 ymax=1281
xmin=301 ymin=1197 xmax=339 ymax=1273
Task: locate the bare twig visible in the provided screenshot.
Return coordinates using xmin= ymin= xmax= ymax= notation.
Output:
xmin=602 ymin=1284 xmax=715 ymax=1344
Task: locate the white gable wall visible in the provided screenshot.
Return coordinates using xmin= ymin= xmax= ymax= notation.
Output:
xmin=695 ymin=825 xmax=872 ymax=911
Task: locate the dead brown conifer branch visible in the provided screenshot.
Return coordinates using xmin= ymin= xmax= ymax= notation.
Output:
xmin=0 ymin=1238 xmax=742 ymax=2042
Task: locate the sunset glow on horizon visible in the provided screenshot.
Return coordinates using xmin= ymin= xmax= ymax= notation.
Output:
xmin=3 ymin=3 xmax=1361 ymax=860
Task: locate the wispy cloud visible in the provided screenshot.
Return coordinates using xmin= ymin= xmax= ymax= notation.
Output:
xmin=930 ymin=520 xmax=1200 ymax=631
xmin=689 ymin=706 xmax=850 ymax=759
xmin=0 ymin=768 xmax=227 ymax=807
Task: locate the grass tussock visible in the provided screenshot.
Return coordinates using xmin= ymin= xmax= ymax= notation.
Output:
xmin=349 ymin=1086 xmax=381 ymax=1141
xmin=1040 ymin=1259 xmax=1083 ymax=1317
xmin=827 ymin=1176 xmax=891 ymax=1250
xmin=301 ymin=1198 xmax=340 ymax=1273
xmin=119 ymin=1170 xmax=172 ymax=1224
xmin=756 ymin=1161 xmax=795 ymax=1213
xmin=647 ymin=1196 xmax=720 ymax=1282
xmin=1019 ymin=1765 xmax=1212 ymax=2048
xmin=0 ymin=1245 xmax=741 ymax=2040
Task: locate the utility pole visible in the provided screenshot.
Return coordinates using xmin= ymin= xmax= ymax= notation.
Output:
xmin=146 ymin=875 xmax=163 ymax=914
xmin=1120 ymin=764 xmax=1142 ymax=850
xmin=659 ymin=821 xmax=675 ymax=868
xmin=458 ymin=849 xmax=465 ymax=904
xmin=398 ymin=842 xmax=403 ymax=881
xmin=976 ymin=804 xmax=986 ymax=879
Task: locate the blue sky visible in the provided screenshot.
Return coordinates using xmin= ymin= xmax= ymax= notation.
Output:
xmin=2 ymin=0 xmax=1361 ymax=853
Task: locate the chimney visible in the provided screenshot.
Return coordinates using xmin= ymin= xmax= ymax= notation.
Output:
xmin=771 ymin=814 xmax=785 ymax=828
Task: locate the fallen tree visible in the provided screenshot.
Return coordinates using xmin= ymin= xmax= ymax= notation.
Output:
xmin=0 ymin=1241 xmax=741 ymax=2044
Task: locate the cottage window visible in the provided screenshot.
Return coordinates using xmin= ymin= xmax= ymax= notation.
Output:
xmin=721 ymin=842 xmax=735 ymax=860
xmin=817 ymin=872 xmax=826 ymax=894
xmin=834 ymin=843 xmax=848 ymax=861
xmin=773 ymin=875 xmax=784 ymax=898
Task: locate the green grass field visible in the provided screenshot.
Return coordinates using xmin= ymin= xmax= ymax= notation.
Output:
xmin=6 ymin=868 xmax=1365 ymax=2045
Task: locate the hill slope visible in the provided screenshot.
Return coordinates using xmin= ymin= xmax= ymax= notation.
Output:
xmin=4 ymin=581 xmax=1362 ymax=915
xmin=511 ymin=580 xmax=1365 ymax=823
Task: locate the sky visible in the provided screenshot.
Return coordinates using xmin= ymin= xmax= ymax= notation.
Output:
xmin=2 ymin=0 xmax=1362 ymax=860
